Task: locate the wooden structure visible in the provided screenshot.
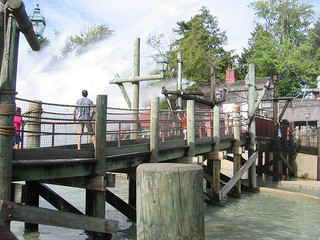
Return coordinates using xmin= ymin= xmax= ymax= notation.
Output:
xmin=0 ymin=3 xmax=317 ymax=238
xmin=0 ymin=92 xmax=316 ymax=239
xmin=136 ymin=163 xmax=204 ymax=239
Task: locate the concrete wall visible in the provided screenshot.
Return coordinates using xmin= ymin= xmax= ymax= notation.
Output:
xmin=295 ymin=153 xmax=318 ymax=180
xmin=220 ymin=152 xmax=318 ymax=180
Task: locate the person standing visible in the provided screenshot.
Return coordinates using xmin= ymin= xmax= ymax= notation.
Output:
xmin=13 ymin=107 xmax=25 ymax=149
xmin=73 ymin=90 xmax=95 ymax=149
xmin=183 ymin=113 xmax=187 ymax=139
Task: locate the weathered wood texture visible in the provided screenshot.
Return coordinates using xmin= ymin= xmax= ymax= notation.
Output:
xmin=137 ymin=163 xmax=204 ymax=240
xmin=0 ymin=14 xmax=19 ymax=227
xmin=0 ymin=200 xmax=118 ymax=234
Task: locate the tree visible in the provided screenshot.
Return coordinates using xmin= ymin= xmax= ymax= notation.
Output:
xmin=146 ymin=32 xmax=176 ymax=78
xmin=168 ymin=6 xmax=236 ymax=84
xmin=244 ymin=0 xmax=317 ymax=96
xmin=38 ymin=36 xmax=50 ymax=49
xmin=250 ymin=0 xmax=314 ymax=45
xmin=62 ymin=24 xmax=114 ymax=56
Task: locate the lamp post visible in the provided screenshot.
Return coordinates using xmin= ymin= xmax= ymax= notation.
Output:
xmin=304 ymin=110 xmax=310 ymax=146
xmin=29 ymin=4 xmax=46 ymax=37
xmin=156 ymin=54 xmax=168 ymax=74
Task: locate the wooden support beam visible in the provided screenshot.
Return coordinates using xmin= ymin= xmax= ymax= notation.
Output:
xmin=41 ymin=174 xmax=114 ymax=191
xmin=248 ymin=63 xmax=257 ymax=189
xmin=0 ymin=200 xmax=118 ymax=234
xmin=110 ymin=73 xmax=164 ymax=84
xmin=150 ymin=97 xmax=159 ymax=163
xmin=218 ymin=152 xmax=258 ymax=201
xmin=247 ymin=80 xmax=271 ymax=126
xmin=35 ymin=182 xmax=83 ymax=215
xmin=279 ymin=152 xmax=294 ymax=173
xmin=105 ymin=189 xmax=136 ymax=223
xmin=0 ymin=12 xmax=19 ymax=228
xmin=7 ymin=0 xmax=40 ymax=51
xmin=279 ymin=100 xmax=290 ymax=122
xmin=233 ymin=106 xmax=241 ymax=195
xmin=13 ymin=148 xmax=94 ymax=160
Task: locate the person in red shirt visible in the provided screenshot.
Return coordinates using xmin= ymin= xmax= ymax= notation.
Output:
xmin=182 ymin=113 xmax=187 ymax=139
xmin=13 ymin=107 xmax=25 ymax=149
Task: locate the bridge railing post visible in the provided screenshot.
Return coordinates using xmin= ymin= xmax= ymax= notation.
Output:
xmin=187 ymin=100 xmax=195 ymax=163
xmin=26 ymin=101 xmax=42 ymax=149
xmin=233 ymin=105 xmax=241 ymax=195
xmin=150 ymin=97 xmax=159 ymax=163
xmin=248 ymin=63 xmax=257 ymax=189
xmin=87 ymin=94 xmax=109 ymax=239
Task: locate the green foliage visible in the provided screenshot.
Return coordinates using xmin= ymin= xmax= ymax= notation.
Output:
xmin=38 ymin=36 xmax=50 ymax=49
xmin=250 ymin=0 xmax=314 ymax=45
xmin=168 ymin=6 xmax=235 ymax=84
xmin=242 ymin=0 xmax=319 ymax=97
xmin=62 ymin=25 xmax=114 ymax=56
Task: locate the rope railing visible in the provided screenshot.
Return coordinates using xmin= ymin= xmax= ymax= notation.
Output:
xmin=14 ymin=97 xmax=268 ymax=148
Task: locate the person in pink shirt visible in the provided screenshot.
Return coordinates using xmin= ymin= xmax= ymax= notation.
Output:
xmin=13 ymin=107 xmax=24 ymax=149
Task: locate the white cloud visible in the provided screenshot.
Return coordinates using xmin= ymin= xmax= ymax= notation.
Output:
xmin=18 ymin=0 xmax=320 ymax=108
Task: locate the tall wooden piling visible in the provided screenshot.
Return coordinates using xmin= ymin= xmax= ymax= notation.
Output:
xmin=177 ymin=51 xmax=183 ymax=109
xmin=233 ymin=106 xmax=241 ymax=194
xmin=25 ymin=100 xmax=43 ymax=231
xmin=213 ymin=106 xmax=221 ymax=194
xmin=272 ymin=75 xmax=280 ymax=182
xmin=136 ymin=163 xmax=204 ymax=240
xmin=87 ymin=95 xmax=108 ymax=239
xmin=150 ymin=97 xmax=159 ymax=163
xmin=129 ymin=38 xmax=140 ymax=207
xmin=248 ymin=64 xmax=257 ymax=189
xmin=26 ymin=101 xmax=42 ymax=148
xmin=187 ymin=100 xmax=195 ymax=162
xmin=205 ymin=106 xmax=221 ymax=200
xmin=0 ymin=12 xmax=19 ymax=227
xmin=131 ymin=37 xmax=140 ymax=140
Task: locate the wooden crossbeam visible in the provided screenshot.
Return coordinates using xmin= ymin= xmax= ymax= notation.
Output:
xmin=218 ymin=152 xmax=258 ymax=201
xmin=109 ymin=73 xmax=164 ymax=84
xmin=0 ymin=200 xmax=118 ymax=234
xmin=105 ymin=189 xmax=136 ymax=223
xmin=279 ymin=152 xmax=294 ymax=173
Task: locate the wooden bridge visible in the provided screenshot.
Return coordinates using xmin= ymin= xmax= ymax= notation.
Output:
xmin=1 ymin=94 xmax=314 ymax=239
xmin=0 ymin=3 xmax=318 ymax=238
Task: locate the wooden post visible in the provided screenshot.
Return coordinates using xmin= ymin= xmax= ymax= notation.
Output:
xmin=150 ymin=97 xmax=159 ymax=163
xmin=25 ymin=181 xmax=39 ymax=231
xmin=210 ymin=64 xmax=216 ymax=104
xmin=87 ymin=95 xmax=108 ymax=239
xmin=265 ymin=151 xmax=270 ymax=172
xmin=258 ymin=152 xmax=263 ymax=177
xmin=177 ymin=51 xmax=183 ymax=109
xmin=26 ymin=101 xmax=42 ymax=148
xmin=187 ymin=100 xmax=195 ymax=163
xmin=248 ymin=63 xmax=257 ymax=189
xmin=0 ymin=13 xmax=19 ymax=228
xmin=128 ymin=38 xmax=140 ymax=209
xmin=273 ymin=75 xmax=280 ymax=182
xmin=317 ymin=121 xmax=320 ymax=181
xmin=136 ymin=163 xmax=204 ymax=240
xmin=233 ymin=106 xmax=241 ymax=195
xmin=131 ymin=38 xmax=140 ymax=140
xmin=213 ymin=106 xmax=221 ymax=195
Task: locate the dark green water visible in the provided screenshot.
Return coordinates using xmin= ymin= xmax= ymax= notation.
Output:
xmin=11 ymin=178 xmax=320 ymax=240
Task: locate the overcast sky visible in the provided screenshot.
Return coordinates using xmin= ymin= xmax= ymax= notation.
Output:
xmin=17 ymin=0 xmax=320 ymax=107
